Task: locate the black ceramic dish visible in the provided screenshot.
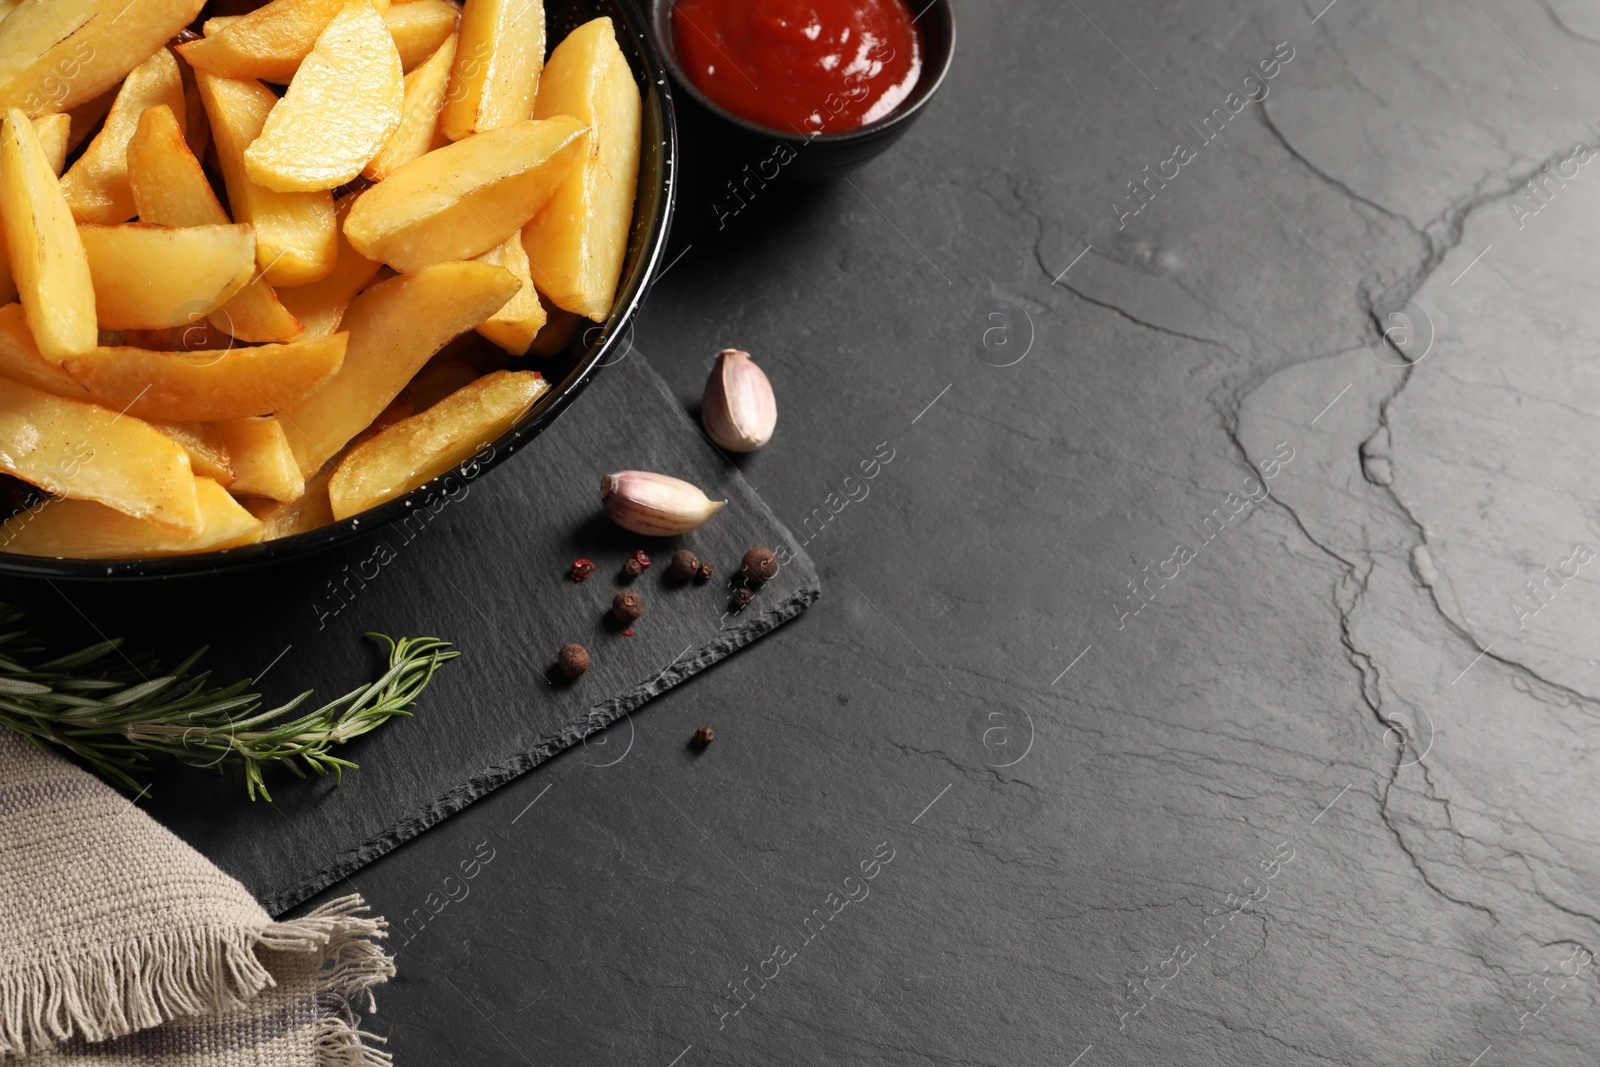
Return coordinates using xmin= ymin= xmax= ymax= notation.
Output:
xmin=649 ymin=0 xmax=954 ymax=182
xmin=0 ymin=0 xmax=677 ymax=581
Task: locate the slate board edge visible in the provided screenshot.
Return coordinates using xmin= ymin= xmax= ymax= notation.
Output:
xmin=263 ymin=582 xmax=820 ymax=916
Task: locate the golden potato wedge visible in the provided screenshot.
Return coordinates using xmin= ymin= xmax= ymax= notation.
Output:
xmin=525 ymin=291 xmax=582 ymax=356
xmin=126 ymin=104 xmax=303 ymax=344
xmin=343 ymin=115 xmax=586 ymax=271
xmin=125 ymin=105 xmax=216 ymax=225
xmin=440 ymin=0 xmax=543 ymax=140
xmin=278 ymin=260 xmax=517 ymax=473
xmin=0 ymin=302 xmax=89 ymax=397
xmin=0 ymin=109 xmax=96 ymax=360
xmin=214 ymin=416 xmax=303 ymax=500
xmin=244 ymin=1 xmax=404 ymax=193
xmin=474 ymin=233 xmax=544 ymax=354
xmin=0 ymin=477 xmax=261 ymax=558
xmin=364 ymin=32 xmax=456 ymax=180
xmin=0 ymin=1 xmax=18 ymax=24
xmin=184 ymin=0 xmax=390 ymax=83
xmin=78 ymin=223 xmax=257 ymax=330
xmin=0 ymin=380 xmax=201 ymax=532
xmin=329 ymin=368 xmax=543 ymax=518
xmin=245 ymin=463 xmax=333 ymax=539
xmin=59 ymin=48 xmax=184 ymax=224
xmin=34 ymin=112 xmax=68 ymax=175
xmin=61 ymin=333 xmax=347 ymax=422
xmin=386 ymin=0 xmax=459 ymax=70
xmin=524 ymin=17 xmax=641 ymax=321
xmin=275 ymin=206 xmax=383 ymax=339
xmin=407 ymin=359 xmax=477 ymax=410
xmin=0 ymin=0 xmax=205 ymax=114
xmin=148 ymin=419 xmax=234 ymax=484
xmin=195 ymin=71 xmax=336 ymax=286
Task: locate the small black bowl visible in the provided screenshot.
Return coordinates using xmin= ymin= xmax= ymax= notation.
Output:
xmin=650 ymin=0 xmax=955 ymax=182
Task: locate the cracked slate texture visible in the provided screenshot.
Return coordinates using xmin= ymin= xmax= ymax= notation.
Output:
xmin=92 ymin=0 xmax=1600 ymax=1064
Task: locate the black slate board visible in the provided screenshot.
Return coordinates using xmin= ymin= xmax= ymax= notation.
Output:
xmin=0 ymin=352 xmax=819 ymax=915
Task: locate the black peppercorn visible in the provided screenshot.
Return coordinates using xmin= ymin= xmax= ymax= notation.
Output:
xmin=741 ymin=547 xmax=777 ymax=584
xmin=693 ymin=725 xmax=715 ymax=747
xmin=732 ymin=588 xmax=754 ymax=610
xmin=697 ymin=562 xmax=714 ymax=582
xmin=670 ymin=549 xmax=699 ymax=580
xmin=613 ymin=589 xmax=643 ymax=623
xmin=557 ymin=643 xmax=589 ymax=679
xmin=621 ymin=557 xmax=643 ymax=579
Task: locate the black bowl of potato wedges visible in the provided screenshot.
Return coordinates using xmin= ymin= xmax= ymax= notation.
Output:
xmin=0 ymin=0 xmax=675 ymax=578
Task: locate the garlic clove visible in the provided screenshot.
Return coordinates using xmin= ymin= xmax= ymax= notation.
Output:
xmin=701 ymin=348 xmax=776 ymax=453
xmin=601 ymin=470 xmax=727 ymax=535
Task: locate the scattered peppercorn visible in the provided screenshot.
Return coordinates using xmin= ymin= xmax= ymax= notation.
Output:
xmin=670 ymin=549 xmax=699 ymax=580
xmin=621 ymin=557 xmax=643 ymax=579
xmin=693 ymin=725 xmax=716 ymax=747
xmin=569 ymin=558 xmax=595 ymax=582
xmin=613 ymin=589 xmax=644 ymax=624
xmin=732 ymin=588 xmax=754 ymax=610
xmin=697 ymin=562 xmax=714 ymax=582
xmin=741 ymin=547 xmax=777 ymax=584
xmin=557 ymin=643 xmax=589 ymax=679
xmin=632 ymin=549 xmax=652 ymax=570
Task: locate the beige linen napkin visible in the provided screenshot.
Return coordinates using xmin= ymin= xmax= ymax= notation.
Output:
xmin=0 ymin=731 xmax=395 ymax=1065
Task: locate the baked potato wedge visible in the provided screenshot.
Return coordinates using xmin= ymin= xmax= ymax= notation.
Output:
xmin=343 ymin=114 xmax=587 ymax=271
xmin=244 ymin=0 xmax=404 ymax=192
xmin=277 ymin=260 xmax=518 ymax=473
xmin=0 ymin=303 xmax=89 ymax=397
xmin=213 ymin=416 xmax=303 ymax=501
xmin=61 ymin=333 xmax=347 ymax=421
xmin=523 ymin=17 xmax=640 ymax=321
xmin=78 ymin=222 xmax=257 ymax=330
xmin=0 ymin=0 xmax=205 ymax=113
xmin=34 ymin=112 xmax=68 ymax=175
xmin=0 ymin=108 xmax=97 ymax=360
xmin=274 ymin=196 xmax=382 ymax=339
xmin=59 ymin=47 xmax=184 ymax=224
xmin=183 ymin=0 xmax=390 ymax=83
xmin=364 ymin=31 xmax=456 ymax=180
xmin=474 ymin=234 xmax=545 ymax=354
xmin=194 ymin=71 xmax=336 ymax=286
xmin=126 ymin=103 xmax=303 ymax=343
xmin=329 ymin=368 xmax=545 ymax=518
xmin=0 ymin=380 xmax=201 ymax=532
xmin=148 ymin=419 xmax=234 ymax=484
xmin=440 ymin=0 xmax=543 ymax=140
xmin=386 ymin=0 xmax=459 ymax=71
xmin=1 ymin=477 xmax=261 ymax=558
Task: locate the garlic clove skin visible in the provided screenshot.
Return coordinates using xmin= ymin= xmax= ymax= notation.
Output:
xmin=701 ymin=348 xmax=776 ymax=453
xmin=601 ymin=470 xmax=727 ymax=535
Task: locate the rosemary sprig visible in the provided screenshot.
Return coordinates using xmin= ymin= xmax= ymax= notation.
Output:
xmin=0 ymin=603 xmax=459 ymax=801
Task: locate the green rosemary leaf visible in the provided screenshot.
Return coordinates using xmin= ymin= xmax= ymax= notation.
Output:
xmin=0 ymin=603 xmax=457 ymax=801
xmin=36 ymin=638 xmax=128 ymax=672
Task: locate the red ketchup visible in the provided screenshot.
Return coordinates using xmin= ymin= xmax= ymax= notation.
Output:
xmin=672 ymin=0 xmax=923 ymax=134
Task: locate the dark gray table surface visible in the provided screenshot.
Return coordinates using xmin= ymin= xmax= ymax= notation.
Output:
xmin=144 ymin=1 xmax=1600 ymax=1063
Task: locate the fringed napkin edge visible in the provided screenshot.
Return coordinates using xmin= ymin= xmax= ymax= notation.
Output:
xmin=0 ymin=895 xmax=395 ymax=1065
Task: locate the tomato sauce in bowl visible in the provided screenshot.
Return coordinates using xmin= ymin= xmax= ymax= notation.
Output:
xmin=671 ymin=0 xmax=924 ymax=135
